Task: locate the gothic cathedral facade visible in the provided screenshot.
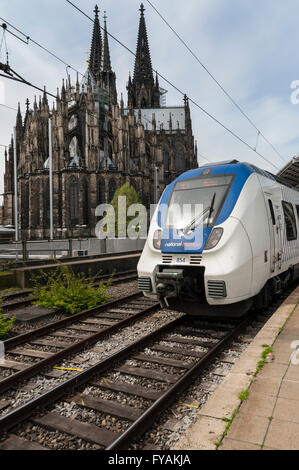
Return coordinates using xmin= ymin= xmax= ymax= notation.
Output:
xmin=2 ymin=4 xmax=198 ymax=239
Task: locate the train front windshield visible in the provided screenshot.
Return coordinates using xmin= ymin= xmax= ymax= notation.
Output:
xmin=165 ymin=175 xmax=233 ymax=229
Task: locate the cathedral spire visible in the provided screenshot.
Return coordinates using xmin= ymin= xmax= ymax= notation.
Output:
xmin=61 ymin=78 xmax=66 ymax=101
xmin=89 ymin=4 xmax=102 ymax=80
xmin=16 ymin=102 xmax=22 ymax=128
xmin=127 ymin=4 xmax=160 ymax=109
xmin=24 ymin=98 xmax=30 ymax=132
xmin=133 ymin=4 xmax=153 ymax=95
xmin=43 ymin=86 xmax=48 ymax=106
xmin=120 ymin=92 xmax=124 ymax=114
xmin=101 ymin=12 xmax=111 ymax=72
xmin=97 ymin=11 xmax=117 ymax=105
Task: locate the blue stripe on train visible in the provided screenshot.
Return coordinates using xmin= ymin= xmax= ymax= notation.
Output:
xmin=158 ymin=163 xmax=254 ymax=254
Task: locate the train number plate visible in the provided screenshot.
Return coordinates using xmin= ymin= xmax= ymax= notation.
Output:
xmin=176 ymin=257 xmax=186 ymax=264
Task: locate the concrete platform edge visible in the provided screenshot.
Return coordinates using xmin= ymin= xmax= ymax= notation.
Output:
xmin=172 ymin=286 xmax=299 ymax=450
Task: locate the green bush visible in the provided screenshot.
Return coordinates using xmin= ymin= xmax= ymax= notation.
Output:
xmin=0 ymin=313 xmax=16 ymax=340
xmin=31 ymin=265 xmax=112 ymax=315
xmin=110 ymin=183 xmax=142 ymax=236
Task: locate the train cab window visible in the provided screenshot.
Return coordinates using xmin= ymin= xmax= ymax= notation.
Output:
xmin=268 ymin=200 xmax=276 ymax=226
xmin=296 ymin=205 xmax=299 ymax=223
xmin=165 ymin=174 xmax=234 ymax=228
xmin=282 ymin=201 xmax=297 ymax=241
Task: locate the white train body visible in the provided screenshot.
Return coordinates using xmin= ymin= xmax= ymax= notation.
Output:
xmin=138 ymin=161 xmax=299 ymax=316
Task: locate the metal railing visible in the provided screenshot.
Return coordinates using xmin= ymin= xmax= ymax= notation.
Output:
xmin=0 ymin=239 xmax=86 ymax=261
xmin=0 ymin=238 xmax=146 ymax=262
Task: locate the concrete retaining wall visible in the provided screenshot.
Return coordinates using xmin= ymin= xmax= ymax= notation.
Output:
xmin=14 ymin=252 xmax=141 ymax=288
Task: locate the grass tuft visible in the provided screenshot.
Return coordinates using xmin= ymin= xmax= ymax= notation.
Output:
xmin=239 ymin=389 xmax=249 ymax=402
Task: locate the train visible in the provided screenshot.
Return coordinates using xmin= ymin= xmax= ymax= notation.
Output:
xmin=0 ymin=226 xmax=15 ymax=244
xmin=137 ymin=160 xmax=299 ymax=316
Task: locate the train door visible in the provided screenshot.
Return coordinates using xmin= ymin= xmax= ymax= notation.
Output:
xmin=266 ymin=198 xmax=276 ymax=273
xmin=265 ymin=196 xmax=282 ymax=272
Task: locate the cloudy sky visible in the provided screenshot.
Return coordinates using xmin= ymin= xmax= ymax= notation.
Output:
xmin=0 ymin=0 xmax=299 ymax=196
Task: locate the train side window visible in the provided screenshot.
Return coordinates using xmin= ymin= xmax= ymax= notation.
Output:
xmin=296 ymin=205 xmax=299 ymax=223
xmin=282 ymin=201 xmax=297 ymax=241
xmin=268 ymin=200 xmax=276 ymax=225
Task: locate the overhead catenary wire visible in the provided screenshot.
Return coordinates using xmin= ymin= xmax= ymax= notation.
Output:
xmin=0 ymin=14 xmax=199 ymax=165
xmin=145 ymin=0 xmax=287 ymax=166
xmin=0 ymin=12 xmax=196 ymax=159
xmin=0 ymin=2 xmax=282 ymax=172
xmin=0 ymin=71 xmax=57 ymax=100
xmin=0 ymin=23 xmax=68 ymax=101
xmin=0 ymin=103 xmax=18 ymax=112
xmin=197 ymin=151 xmax=213 ymax=164
xmin=0 ymin=25 xmax=9 ymax=60
xmin=0 ymin=18 xmax=84 ymax=78
xmin=0 ymin=27 xmax=6 ymax=58
xmin=65 ymin=0 xmax=281 ymax=172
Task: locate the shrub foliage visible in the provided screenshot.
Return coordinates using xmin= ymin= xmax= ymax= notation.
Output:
xmin=0 ymin=312 xmax=15 ymax=340
xmin=31 ymin=265 xmax=111 ymax=315
xmin=110 ymin=183 xmax=142 ymax=236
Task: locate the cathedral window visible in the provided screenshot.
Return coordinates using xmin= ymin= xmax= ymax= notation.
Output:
xmin=98 ymin=179 xmax=106 ymax=205
xmin=82 ymin=179 xmax=89 ymax=226
xmin=108 ymin=142 xmax=113 ymax=162
xmin=69 ymin=177 xmax=79 ymax=225
xmin=146 ymin=143 xmax=151 ymax=160
xmin=32 ymin=180 xmax=40 ymax=228
xmin=21 ymin=182 xmax=29 ymax=230
xmin=174 ymin=144 xmax=186 ymax=172
xmin=69 ymin=136 xmax=79 ymax=168
xmin=68 ymin=115 xmax=78 ymax=132
xmin=163 ymin=149 xmax=170 ymax=183
xmin=108 ymin=179 xmax=116 ymax=202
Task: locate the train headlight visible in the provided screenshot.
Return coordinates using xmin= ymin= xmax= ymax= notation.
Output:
xmin=153 ymin=229 xmax=162 ymax=250
xmin=205 ymin=228 xmax=223 ymax=250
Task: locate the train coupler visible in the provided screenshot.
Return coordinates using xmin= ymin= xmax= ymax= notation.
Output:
xmin=155 ymin=269 xmax=184 ymax=300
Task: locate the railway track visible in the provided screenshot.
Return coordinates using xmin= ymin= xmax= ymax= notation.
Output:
xmin=0 ymin=313 xmax=250 ymax=450
xmin=0 ymin=293 xmax=159 ymax=396
xmin=1 ymin=270 xmax=138 ymax=314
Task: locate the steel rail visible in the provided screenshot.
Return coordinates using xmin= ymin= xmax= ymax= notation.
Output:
xmin=0 ymin=295 xmax=159 ymax=395
xmin=0 ymin=317 xmax=184 ymax=433
xmin=106 ymin=314 xmax=250 ymax=450
xmin=4 ymin=292 xmax=141 ymax=350
xmin=1 ymin=270 xmax=138 ymax=313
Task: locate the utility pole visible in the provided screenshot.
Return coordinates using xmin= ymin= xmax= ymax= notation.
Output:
xmin=154 ymin=166 xmax=160 ymax=204
xmin=13 ymin=127 xmax=18 ymax=242
xmin=49 ymin=117 xmax=54 ymax=240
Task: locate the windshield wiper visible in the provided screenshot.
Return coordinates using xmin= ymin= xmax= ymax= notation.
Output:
xmin=181 ymin=206 xmax=211 ymax=235
xmin=207 ymin=193 xmax=216 ymax=227
xmin=181 ymin=193 xmax=217 ymax=234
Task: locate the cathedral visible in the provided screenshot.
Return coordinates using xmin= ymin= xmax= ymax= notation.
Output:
xmin=1 ymin=3 xmax=198 ymax=240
